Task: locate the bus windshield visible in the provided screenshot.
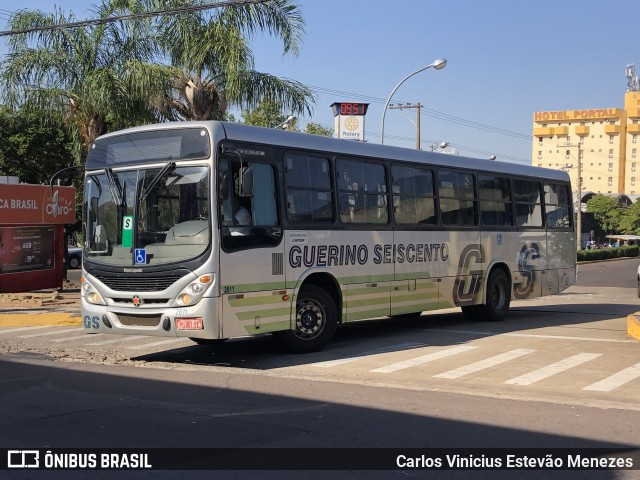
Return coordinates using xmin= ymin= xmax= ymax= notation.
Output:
xmin=84 ymin=165 xmax=210 ymax=267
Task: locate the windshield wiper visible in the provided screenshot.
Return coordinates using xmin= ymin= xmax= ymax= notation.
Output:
xmin=139 ymin=162 xmax=176 ymax=204
xmin=105 ymin=168 xmax=123 ymax=207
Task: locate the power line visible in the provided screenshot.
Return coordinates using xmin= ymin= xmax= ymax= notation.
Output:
xmin=0 ymin=0 xmax=267 ymax=37
xmin=307 ymin=84 xmax=532 ymax=141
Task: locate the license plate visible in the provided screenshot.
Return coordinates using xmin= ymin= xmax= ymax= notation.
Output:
xmin=175 ymin=317 xmax=204 ymax=330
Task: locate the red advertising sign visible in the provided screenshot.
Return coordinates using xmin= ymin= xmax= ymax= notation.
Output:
xmin=0 ymin=184 xmax=75 ymax=225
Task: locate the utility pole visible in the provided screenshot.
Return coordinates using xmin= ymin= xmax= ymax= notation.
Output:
xmin=389 ymin=103 xmax=422 ymax=149
xmin=559 ymin=142 xmax=583 ymax=249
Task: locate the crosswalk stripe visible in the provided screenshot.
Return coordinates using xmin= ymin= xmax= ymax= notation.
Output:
xmin=0 ymin=326 xmax=52 ymax=335
xmin=51 ymin=334 xmax=105 ymax=343
xmin=126 ymin=338 xmax=189 ymax=350
xmin=582 ymin=363 xmax=640 ymax=392
xmin=370 ymin=345 xmax=477 ymax=373
xmin=86 ymin=336 xmax=149 ymax=346
xmin=18 ymin=328 xmax=83 ymax=338
xmin=311 ymin=342 xmax=427 ymax=368
xmin=433 ymin=348 xmax=536 ymax=379
xmin=504 ymin=353 xmax=602 ymax=385
xmin=429 ymin=329 xmax=635 ymax=344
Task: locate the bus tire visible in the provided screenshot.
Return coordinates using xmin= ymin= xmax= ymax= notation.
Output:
xmin=482 ymin=268 xmax=511 ymax=321
xmin=274 ymin=286 xmax=337 ymax=353
xmin=461 ymin=269 xmax=510 ymax=322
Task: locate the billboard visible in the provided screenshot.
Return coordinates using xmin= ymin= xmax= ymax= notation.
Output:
xmin=0 ymin=226 xmax=55 ymax=274
xmin=0 ymin=184 xmax=75 ymax=225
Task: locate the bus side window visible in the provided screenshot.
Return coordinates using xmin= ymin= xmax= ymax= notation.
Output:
xmin=221 ymin=161 xmax=280 ymax=252
xmin=284 ymin=153 xmax=333 ymax=224
xmin=392 ymin=165 xmax=436 ymax=225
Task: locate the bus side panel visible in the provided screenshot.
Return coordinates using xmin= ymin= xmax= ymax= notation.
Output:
xmin=219 ymin=243 xmax=288 ymax=337
xmin=503 ymin=231 xmax=546 ymax=300
xmin=285 ymin=230 xmax=393 ymax=324
xmin=546 ymin=230 xmax=577 ymax=295
xmin=391 ymin=230 xmax=451 ymax=315
xmin=431 ymin=230 xmax=483 ymax=309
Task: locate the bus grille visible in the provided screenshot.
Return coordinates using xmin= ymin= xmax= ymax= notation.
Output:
xmin=93 ymin=270 xmax=190 ymax=292
xmin=116 ymin=314 xmax=162 ymax=327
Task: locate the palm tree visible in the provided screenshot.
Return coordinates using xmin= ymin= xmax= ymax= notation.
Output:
xmin=145 ymin=0 xmax=315 ymax=121
xmin=1 ymin=3 xmax=173 ymax=151
xmin=1 ymin=0 xmax=315 ymax=154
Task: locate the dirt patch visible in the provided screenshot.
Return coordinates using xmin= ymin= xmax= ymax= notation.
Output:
xmin=0 ymin=281 xmax=79 ymax=308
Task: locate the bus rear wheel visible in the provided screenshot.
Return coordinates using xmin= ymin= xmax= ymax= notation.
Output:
xmin=274 ymin=286 xmax=337 ymax=353
xmin=461 ymin=269 xmax=510 ymax=322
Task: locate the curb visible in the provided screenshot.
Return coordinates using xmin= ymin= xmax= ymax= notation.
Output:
xmin=628 ymin=314 xmax=640 ymax=342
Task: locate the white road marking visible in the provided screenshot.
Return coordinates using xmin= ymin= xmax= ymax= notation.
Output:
xmin=370 ymin=345 xmax=477 ymax=373
xmin=429 ymin=329 xmax=635 ymax=343
xmin=311 ymin=342 xmax=427 ymax=368
xmin=51 ymin=334 xmax=104 ymax=343
xmin=582 ymin=363 xmax=640 ymax=392
xmin=18 ymin=328 xmax=83 ymax=338
xmin=0 ymin=326 xmax=52 ymax=335
xmin=504 ymin=353 xmax=602 ymax=385
xmin=85 ymin=336 xmax=149 ymax=346
xmin=433 ymin=348 xmax=536 ymax=379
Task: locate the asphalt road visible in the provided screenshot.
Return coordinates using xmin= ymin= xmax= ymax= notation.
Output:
xmin=1 ymin=258 xmax=639 ymax=479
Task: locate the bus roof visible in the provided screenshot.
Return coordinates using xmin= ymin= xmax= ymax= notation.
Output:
xmin=216 ymin=121 xmax=568 ymax=182
xmin=94 ymin=120 xmax=569 ymax=183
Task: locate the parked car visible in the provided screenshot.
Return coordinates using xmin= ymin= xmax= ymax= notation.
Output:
xmin=637 ymin=264 xmax=640 ymax=298
xmin=67 ymin=246 xmax=82 ymax=269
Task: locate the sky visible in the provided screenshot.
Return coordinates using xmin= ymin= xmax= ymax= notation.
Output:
xmin=1 ymin=0 xmax=639 ymax=165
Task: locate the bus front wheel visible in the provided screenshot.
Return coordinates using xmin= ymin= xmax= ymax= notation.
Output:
xmin=274 ymin=286 xmax=337 ymax=353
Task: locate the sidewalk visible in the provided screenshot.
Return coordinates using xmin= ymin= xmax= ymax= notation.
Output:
xmin=0 ymin=286 xmax=82 ymax=327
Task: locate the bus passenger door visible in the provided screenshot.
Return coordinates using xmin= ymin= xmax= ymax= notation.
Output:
xmin=218 ymin=159 xmax=287 ymax=338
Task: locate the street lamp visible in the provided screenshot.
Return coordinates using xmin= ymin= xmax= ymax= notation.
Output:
xmin=274 ymin=115 xmax=296 ymax=130
xmin=429 ymin=141 xmax=449 ymax=151
xmin=380 ymin=58 xmax=447 ymax=145
xmin=559 ymin=142 xmax=583 ymax=249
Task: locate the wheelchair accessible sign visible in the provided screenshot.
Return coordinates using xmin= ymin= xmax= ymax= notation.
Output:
xmin=135 ymin=249 xmax=146 ymax=265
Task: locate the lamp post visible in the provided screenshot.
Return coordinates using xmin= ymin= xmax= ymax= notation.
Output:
xmin=380 ymin=58 xmax=447 ymax=145
xmin=559 ymin=143 xmax=583 ymax=249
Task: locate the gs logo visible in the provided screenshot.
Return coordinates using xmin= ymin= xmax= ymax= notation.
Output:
xmin=83 ymin=315 xmax=100 ymax=329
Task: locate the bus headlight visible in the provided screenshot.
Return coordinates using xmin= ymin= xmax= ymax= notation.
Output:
xmin=173 ymin=274 xmax=215 ymax=307
xmin=82 ymin=281 xmax=106 ymax=305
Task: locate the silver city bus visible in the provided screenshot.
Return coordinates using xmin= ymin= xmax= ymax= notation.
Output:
xmin=81 ymin=121 xmax=576 ymax=352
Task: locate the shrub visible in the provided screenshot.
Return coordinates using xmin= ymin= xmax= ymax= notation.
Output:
xmin=577 ymin=245 xmax=640 ymax=262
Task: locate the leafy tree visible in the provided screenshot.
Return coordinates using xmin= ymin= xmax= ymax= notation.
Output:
xmin=0 ymin=107 xmax=75 ymax=185
xmin=1 ymin=3 xmax=171 ymax=152
xmin=585 ymin=194 xmax=623 ymax=235
xmin=618 ymin=200 xmax=640 ymax=235
xmin=2 ymin=0 xmax=315 ymax=148
xmin=239 ymin=102 xmax=333 ymax=136
xmin=240 ymin=99 xmax=289 ymax=128
xmin=304 ymin=122 xmax=333 ymax=137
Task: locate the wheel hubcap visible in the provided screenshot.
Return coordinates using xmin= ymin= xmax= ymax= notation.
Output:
xmin=296 ymin=300 xmax=324 ymax=339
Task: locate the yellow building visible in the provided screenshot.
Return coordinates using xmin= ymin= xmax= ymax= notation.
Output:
xmin=532 ymin=91 xmax=640 ymax=196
